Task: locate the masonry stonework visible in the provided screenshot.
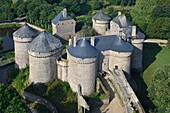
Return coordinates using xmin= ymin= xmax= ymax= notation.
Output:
xmin=14 ymin=37 xmax=32 ymax=69
xmin=67 ymin=53 xmax=98 ymax=96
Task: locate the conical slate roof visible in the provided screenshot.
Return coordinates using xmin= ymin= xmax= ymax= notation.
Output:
xmin=13 ymin=24 xmax=38 ymax=38
xmin=92 ymin=10 xmax=111 ymax=21
xmin=28 ymin=31 xmax=62 ymax=53
xmin=67 ymin=38 xmax=100 ymax=58
xmin=95 ymin=35 xmax=133 ymax=52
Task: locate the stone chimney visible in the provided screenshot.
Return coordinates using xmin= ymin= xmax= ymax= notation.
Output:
xmin=119 ymin=29 xmax=123 ymax=38
xmin=132 ymin=26 xmax=137 ymax=38
xmin=69 ymin=38 xmax=72 ymax=46
xmin=91 ymin=37 xmax=95 ymax=46
xmin=73 ymin=36 xmax=77 ymax=47
xmin=63 ymin=8 xmax=67 ymax=18
xmin=118 ymin=11 xmax=122 ymax=16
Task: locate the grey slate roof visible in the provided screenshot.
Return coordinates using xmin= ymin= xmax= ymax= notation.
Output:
xmin=137 ymin=31 xmax=145 ymax=39
xmin=112 ymin=14 xmax=131 ymax=28
xmin=28 ymin=31 xmax=62 ymax=53
xmin=67 ymin=38 xmax=100 ymax=58
xmin=67 ymin=35 xmax=133 ymax=58
xmin=122 ymin=27 xmax=145 ymax=39
xmin=92 ymin=10 xmax=111 ymax=21
xmin=94 ymin=35 xmax=133 ymax=52
xmin=13 ymin=24 xmax=38 ymax=38
xmin=51 ymin=11 xmax=72 ymax=25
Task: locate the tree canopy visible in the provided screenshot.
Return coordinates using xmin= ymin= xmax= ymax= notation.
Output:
xmin=0 ymin=83 xmax=26 ymax=113
xmin=147 ymin=65 xmax=170 ymax=113
xmin=131 ymin=0 xmax=170 ymax=39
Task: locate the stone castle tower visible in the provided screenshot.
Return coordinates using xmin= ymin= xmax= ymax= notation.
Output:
xmin=13 ymin=24 xmax=38 ymax=69
xmin=28 ymin=31 xmax=62 ymax=83
xmin=92 ymin=11 xmax=145 ymax=72
xmin=131 ymin=26 xmax=145 ymax=71
xmin=67 ymin=37 xmax=100 ymax=95
xmin=92 ymin=10 xmax=111 ymax=35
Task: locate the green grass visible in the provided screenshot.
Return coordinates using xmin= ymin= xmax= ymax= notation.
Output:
xmin=132 ymin=43 xmax=170 ymax=112
xmin=143 ymin=43 xmax=170 ymax=85
xmin=11 ymin=67 xmax=29 ymax=95
xmin=87 ymin=92 xmax=109 ymax=99
xmin=0 ymin=52 xmax=15 ymax=66
xmin=0 ymin=52 xmax=14 ymax=60
xmin=27 ymin=80 xmax=77 ymax=113
xmin=0 ymin=58 xmax=14 ymax=66
xmin=3 ymin=65 xmax=29 ymax=95
xmin=0 ymin=24 xmax=21 ymax=28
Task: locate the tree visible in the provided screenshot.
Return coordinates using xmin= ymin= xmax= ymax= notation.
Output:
xmin=147 ymin=65 xmax=170 ymax=113
xmin=146 ymin=17 xmax=170 ymax=39
xmin=59 ymin=0 xmax=81 ymax=15
xmin=0 ymin=83 xmax=26 ymax=112
xmin=91 ymin=0 xmax=103 ymax=10
xmin=131 ymin=0 xmax=157 ymax=32
xmin=0 ymin=0 xmax=14 ymax=21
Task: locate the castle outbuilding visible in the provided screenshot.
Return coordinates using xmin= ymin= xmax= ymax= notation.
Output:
xmin=52 ymin=8 xmax=76 ymax=40
xmin=92 ymin=10 xmax=111 ymax=35
xmin=67 ymin=38 xmax=100 ymax=95
xmin=13 ymin=24 xmax=38 ymax=69
xmin=28 ymin=31 xmax=62 ymax=83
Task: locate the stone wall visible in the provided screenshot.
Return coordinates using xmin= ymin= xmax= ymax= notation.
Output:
xmin=28 ymin=52 xmax=58 ymax=83
xmin=131 ymin=39 xmax=144 ymax=71
xmin=92 ymin=19 xmax=109 ymax=35
xmin=57 ymin=58 xmax=68 ymax=82
xmin=108 ymin=69 xmax=145 ymax=113
xmin=109 ymin=51 xmax=132 ymax=76
xmin=14 ymin=36 xmax=33 ymax=69
xmin=55 ymin=19 xmax=76 ymax=39
xmin=67 ymin=53 xmax=98 ymax=96
xmin=99 ymin=50 xmax=132 ymax=76
xmin=109 ymin=21 xmax=120 ymax=35
xmin=29 ymin=55 xmax=56 ymax=83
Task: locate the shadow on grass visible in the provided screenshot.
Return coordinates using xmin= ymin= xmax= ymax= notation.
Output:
xmin=143 ymin=43 xmax=162 ymax=72
xmin=131 ymin=43 xmax=162 ymax=112
xmin=131 ymin=71 xmax=156 ymax=113
xmin=3 ymin=64 xmax=19 ymax=85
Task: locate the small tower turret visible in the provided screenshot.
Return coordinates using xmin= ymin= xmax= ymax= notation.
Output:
xmin=92 ymin=10 xmax=111 ymax=35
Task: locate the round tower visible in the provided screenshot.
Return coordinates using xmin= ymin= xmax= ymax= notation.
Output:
xmin=92 ymin=10 xmax=111 ymax=35
xmin=13 ymin=24 xmax=38 ymax=69
xmin=108 ymin=37 xmax=133 ymax=77
xmin=28 ymin=31 xmax=62 ymax=83
xmin=67 ymin=38 xmax=100 ymax=96
xmin=131 ymin=30 xmax=145 ymax=71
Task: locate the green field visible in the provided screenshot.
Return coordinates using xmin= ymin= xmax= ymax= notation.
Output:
xmin=143 ymin=43 xmax=170 ymax=85
xmin=132 ymin=43 xmax=170 ymax=112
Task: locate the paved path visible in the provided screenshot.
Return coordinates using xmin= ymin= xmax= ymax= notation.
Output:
xmin=24 ymin=91 xmax=58 ymax=113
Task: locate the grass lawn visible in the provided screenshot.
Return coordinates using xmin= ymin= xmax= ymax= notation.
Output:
xmin=132 ymin=43 xmax=170 ymax=112
xmin=143 ymin=43 xmax=170 ymax=85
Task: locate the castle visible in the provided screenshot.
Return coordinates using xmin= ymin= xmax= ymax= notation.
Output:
xmin=13 ymin=9 xmax=145 ymax=96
